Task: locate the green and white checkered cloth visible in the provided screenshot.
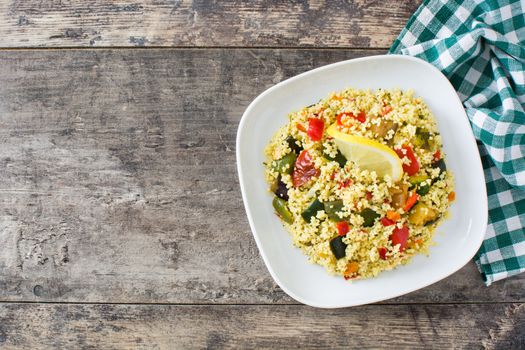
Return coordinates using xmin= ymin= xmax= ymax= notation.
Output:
xmin=390 ymin=0 xmax=525 ymax=285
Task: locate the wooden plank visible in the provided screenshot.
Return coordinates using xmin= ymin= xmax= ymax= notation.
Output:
xmin=0 ymin=303 xmax=523 ymax=349
xmin=0 ymin=0 xmax=420 ymax=48
xmin=0 ymin=48 xmax=522 ymax=305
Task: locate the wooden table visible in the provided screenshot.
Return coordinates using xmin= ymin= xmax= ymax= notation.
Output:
xmin=0 ymin=1 xmax=523 ymax=348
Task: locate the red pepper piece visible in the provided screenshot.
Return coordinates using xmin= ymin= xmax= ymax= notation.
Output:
xmin=395 ymin=145 xmax=420 ymax=176
xmin=380 ymin=217 xmax=395 ymax=226
xmin=292 ymin=150 xmax=319 ymax=187
xmin=307 ymin=118 xmax=324 ymax=141
xmin=433 ymin=149 xmax=441 ymax=161
xmin=390 ymin=226 xmax=410 ymax=252
xmin=378 ymin=247 xmax=388 ymax=260
xmin=336 ymin=221 xmax=350 ymax=236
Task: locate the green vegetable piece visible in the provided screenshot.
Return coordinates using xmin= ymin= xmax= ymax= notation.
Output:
xmin=408 ymin=174 xmax=429 ymax=185
xmin=433 ymin=158 xmax=447 ymax=174
xmin=413 ymin=128 xmax=431 ymax=149
xmin=301 ymin=199 xmax=325 ymax=222
xmin=330 ymin=236 xmax=347 ymax=259
xmin=286 ymin=136 xmax=302 ymax=154
xmin=324 ymin=200 xmax=346 ymax=221
xmin=360 ymin=208 xmax=380 ymax=227
xmin=416 ymin=183 xmax=430 ymax=196
xmin=325 ymin=150 xmax=347 ymax=168
xmin=272 ymin=197 xmax=294 ymax=224
xmin=273 ymin=152 xmax=297 ymax=174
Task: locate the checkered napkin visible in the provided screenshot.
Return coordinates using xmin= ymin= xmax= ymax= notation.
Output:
xmin=389 ymin=0 xmax=525 ymax=285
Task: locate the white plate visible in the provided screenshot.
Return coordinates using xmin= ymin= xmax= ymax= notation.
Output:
xmin=236 ymin=55 xmax=487 ymax=308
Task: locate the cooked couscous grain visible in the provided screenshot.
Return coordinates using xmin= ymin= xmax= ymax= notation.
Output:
xmin=264 ymin=88 xmax=454 ymax=280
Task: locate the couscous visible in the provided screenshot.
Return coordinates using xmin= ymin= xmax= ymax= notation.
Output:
xmin=264 ymin=88 xmax=455 ymax=280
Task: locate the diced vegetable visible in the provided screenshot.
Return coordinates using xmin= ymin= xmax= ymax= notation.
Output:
xmin=432 ymin=158 xmax=447 ymax=174
xmin=408 ymin=174 xmax=429 ymax=186
xmin=416 ymin=183 xmax=430 ymax=196
xmin=381 ymin=217 xmax=395 ymax=226
xmin=353 ymin=111 xmax=367 ymax=123
xmin=360 ymin=208 xmax=380 ymax=227
xmin=272 ymin=197 xmax=294 ymax=224
xmin=370 ymin=119 xmax=398 ymax=138
xmin=292 ymin=150 xmax=319 ymax=187
xmin=408 ymin=203 xmax=437 ymax=226
xmin=286 ymin=136 xmax=302 ymax=154
xmin=378 ymin=247 xmax=388 ymax=260
xmin=301 ymin=199 xmax=325 ymax=222
xmin=274 ymin=176 xmax=289 ymax=201
xmin=413 ymin=128 xmax=430 ymax=149
xmin=403 ymin=192 xmax=419 ymax=212
xmin=336 ymin=221 xmax=350 ymax=236
xmin=395 ymin=145 xmax=420 ymax=176
xmin=344 ymin=261 xmax=359 ymax=276
xmin=273 ymin=152 xmax=297 ymax=174
xmin=386 ymin=211 xmax=400 ymax=221
xmin=448 ymin=191 xmax=456 ymax=202
xmin=297 ymin=123 xmax=308 ymax=133
xmin=325 ymin=150 xmax=347 ymax=168
xmin=390 ymin=225 xmax=409 ymax=252
xmin=325 ymin=200 xmax=345 ymax=221
xmin=330 ymin=236 xmax=347 ymax=259
xmin=307 ymin=118 xmax=325 ymax=141
xmin=390 ymin=184 xmax=408 ymax=210
xmin=433 ymin=149 xmax=441 ymax=161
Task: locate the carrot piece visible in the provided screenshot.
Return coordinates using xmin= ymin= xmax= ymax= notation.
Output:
xmin=403 ymin=192 xmax=419 ymax=212
xmin=296 ymin=123 xmax=307 ymax=133
xmin=344 ymin=262 xmax=359 ymax=279
xmin=386 ymin=211 xmax=401 ymax=221
xmin=448 ymin=191 xmax=456 ymax=202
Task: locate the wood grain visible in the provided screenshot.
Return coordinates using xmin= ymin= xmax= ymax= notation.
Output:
xmin=0 ymin=48 xmax=523 ymax=305
xmin=0 ymin=303 xmax=523 ymax=349
xmin=0 ymin=0 xmax=420 ymax=48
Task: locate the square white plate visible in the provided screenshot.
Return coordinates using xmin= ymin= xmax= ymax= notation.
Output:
xmin=236 ymin=55 xmax=487 ymax=308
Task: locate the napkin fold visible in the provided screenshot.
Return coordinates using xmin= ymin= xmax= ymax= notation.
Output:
xmin=390 ymin=0 xmax=525 ymax=285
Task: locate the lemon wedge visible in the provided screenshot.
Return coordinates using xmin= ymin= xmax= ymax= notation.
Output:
xmin=326 ymin=124 xmax=403 ymax=182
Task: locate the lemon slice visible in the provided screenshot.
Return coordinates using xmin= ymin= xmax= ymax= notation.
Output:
xmin=327 ymin=124 xmax=403 ymax=181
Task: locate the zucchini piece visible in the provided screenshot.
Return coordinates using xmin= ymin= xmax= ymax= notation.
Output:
xmin=432 ymin=158 xmax=447 ymax=174
xmin=416 ymin=183 xmax=430 ymax=196
xmin=325 ymin=150 xmax=347 ymax=168
xmin=272 ymin=197 xmax=294 ymax=224
xmin=360 ymin=208 xmax=380 ymax=227
xmin=324 ymin=200 xmax=346 ymax=221
xmin=413 ymin=128 xmax=430 ymax=149
xmin=286 ymin=136 xmax=302 ymax=154
xmin=330 ymin=236 xmax=347 ymax=259
xmin=301 ymin=199 xmax=325 ymax=222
